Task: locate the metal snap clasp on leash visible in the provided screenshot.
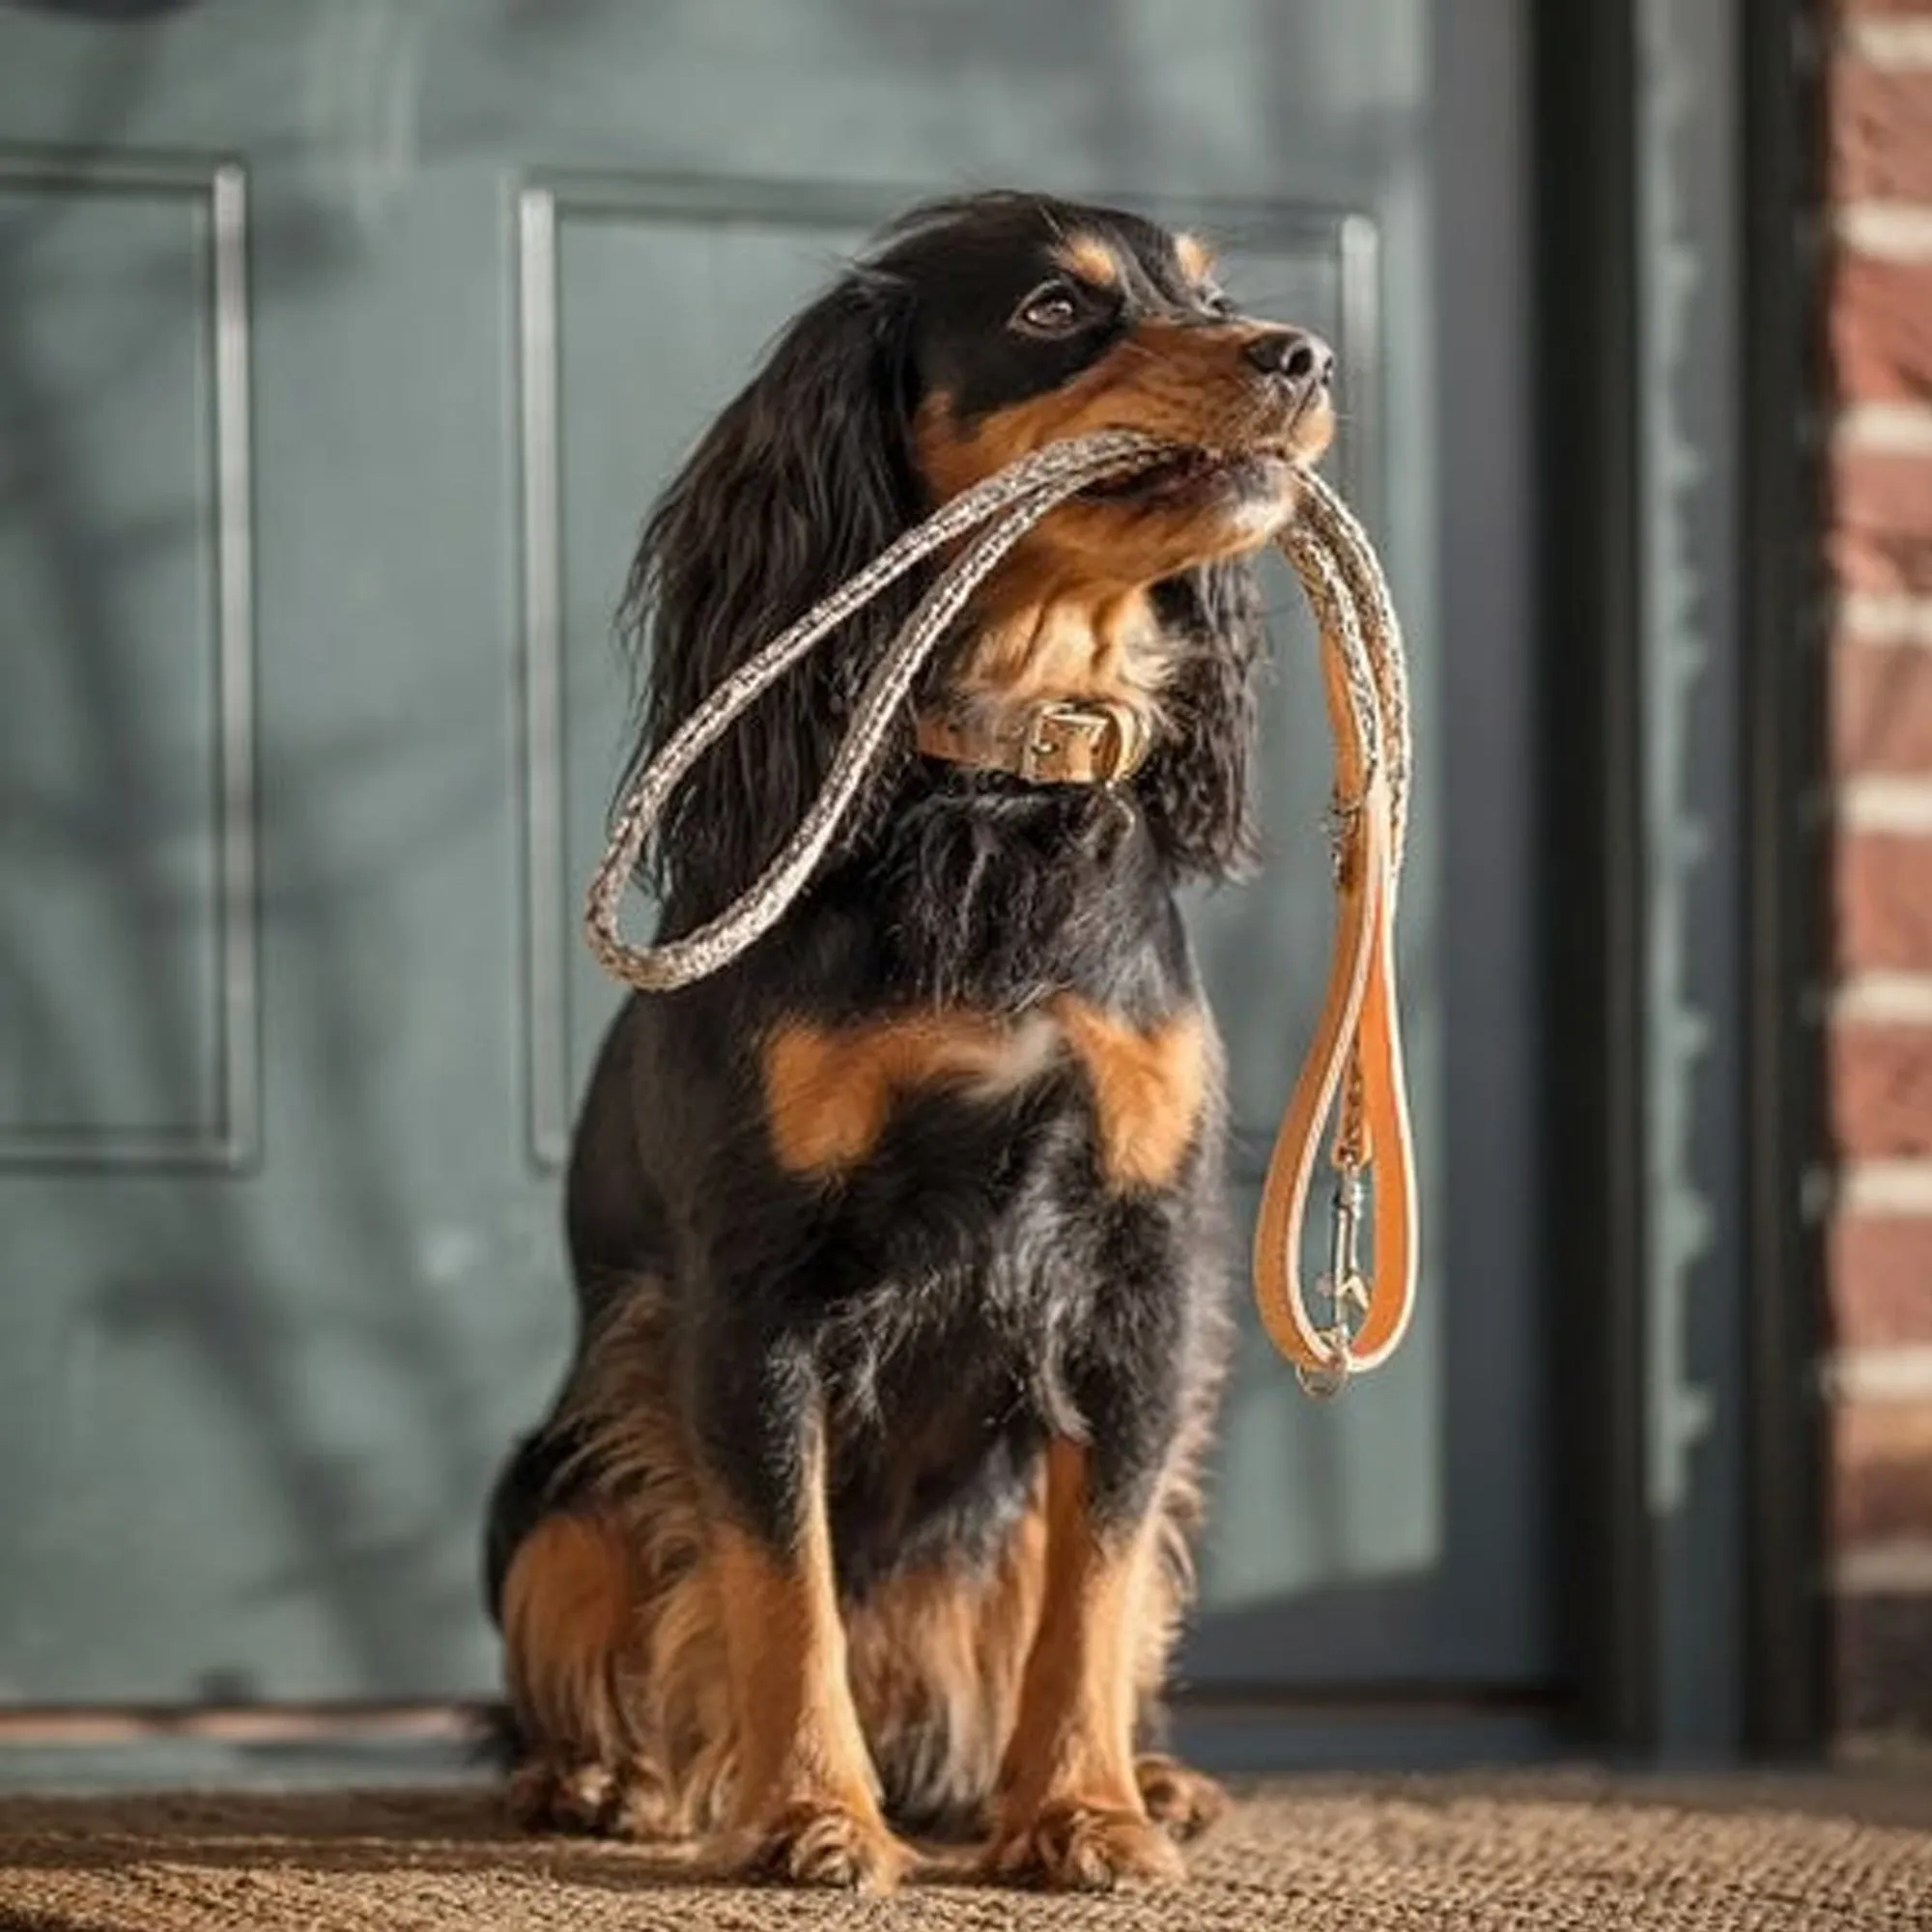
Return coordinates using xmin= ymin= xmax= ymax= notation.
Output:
xmin=1294 ymin=1165 xmax=1371 ymax=1401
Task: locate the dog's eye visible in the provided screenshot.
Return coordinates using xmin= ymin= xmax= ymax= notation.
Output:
xmin=1012 ymin=281 xmax=1084 ymax=337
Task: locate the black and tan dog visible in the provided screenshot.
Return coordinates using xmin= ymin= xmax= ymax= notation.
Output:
xmin=484 ymin=190 xmax=1334 ymax=1893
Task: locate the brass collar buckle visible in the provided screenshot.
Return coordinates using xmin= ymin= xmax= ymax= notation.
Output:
xmin=1017 ymin=701 xmax=1151 ymax=784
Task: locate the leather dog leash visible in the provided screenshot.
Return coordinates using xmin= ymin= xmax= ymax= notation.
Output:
xmin=1253 ymin=478 xmax=1415 ymax=1393
xmin=584 ymin=432 xmax=1416 ymax=1395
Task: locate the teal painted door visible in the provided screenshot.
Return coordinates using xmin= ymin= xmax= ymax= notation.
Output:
xmin=0 ymin=1 xmax=1547 ymax=1723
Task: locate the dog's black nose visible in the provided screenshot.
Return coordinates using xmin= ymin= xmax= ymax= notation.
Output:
xmin=1242 ymin=327 xmax=1334 ymax=392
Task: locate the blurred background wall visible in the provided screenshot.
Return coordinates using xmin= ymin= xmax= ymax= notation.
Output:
xmin=1824 ymin=0 xmax=1932 ymax=1753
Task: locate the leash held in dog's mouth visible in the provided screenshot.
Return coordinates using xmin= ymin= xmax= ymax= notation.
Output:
xmin=582 ymin=429 xmax=1417 ymax=1397
xmin=1076 ymin=445 xmax=1219 ymax=499
xmin=1073 ymin=442 xmax=1295 ymax=506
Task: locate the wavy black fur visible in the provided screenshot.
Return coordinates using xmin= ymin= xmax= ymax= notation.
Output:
xmin=621 ymin=270 xmax=925 ymax=938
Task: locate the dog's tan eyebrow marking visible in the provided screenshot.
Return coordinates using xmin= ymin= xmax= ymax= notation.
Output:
xmin=1053 ymin=233 xmax=1123 ymax=290
xmin=1174 ymin=233 xmax=1216 ymax=287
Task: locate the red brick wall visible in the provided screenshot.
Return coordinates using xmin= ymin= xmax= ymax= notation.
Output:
xmin=1828 ymin=0 xmax=1932 ymax=1746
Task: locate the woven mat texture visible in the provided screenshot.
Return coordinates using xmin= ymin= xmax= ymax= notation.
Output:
xmin=2 ymin=1774 xmax=1929 ymax=1930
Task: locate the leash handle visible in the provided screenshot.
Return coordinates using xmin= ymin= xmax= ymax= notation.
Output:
xmin=1251 ymin=472 xmax=1418 ymax=1387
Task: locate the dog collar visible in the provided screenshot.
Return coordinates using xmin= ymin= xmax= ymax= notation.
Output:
xmin=915 ymin=698 xmax=1154 ymax=786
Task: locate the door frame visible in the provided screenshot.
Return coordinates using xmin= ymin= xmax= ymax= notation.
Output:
xmin=1535 ymin=0 xmax=1831 ymax=1759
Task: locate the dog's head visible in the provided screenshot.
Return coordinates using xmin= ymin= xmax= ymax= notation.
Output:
xmin=626 ymin=190 xmax=1335 ymax=927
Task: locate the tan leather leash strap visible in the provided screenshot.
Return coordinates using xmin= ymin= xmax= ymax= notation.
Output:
xmin=1251 ymin=470 xmax=1417 ymax=1393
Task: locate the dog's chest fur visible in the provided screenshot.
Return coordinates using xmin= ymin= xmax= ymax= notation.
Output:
xmin=778 ymin=1013 xmax=1217 ymax=1598
xmin=705 ymin=782 xmax=1223 ymax=1594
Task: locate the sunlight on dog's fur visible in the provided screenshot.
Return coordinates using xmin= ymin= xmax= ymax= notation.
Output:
xmin=483 ymin=189 xmax=1335 ymax=1894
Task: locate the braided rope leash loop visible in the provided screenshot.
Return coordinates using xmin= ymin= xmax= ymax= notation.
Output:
xmin=1290 ymin=469 xmax=1413 ymax=864
xmin=584 ymin=431 xmax=1172 ymax=992
xmin=582 ymin=442 xmax=1417 ymax=1391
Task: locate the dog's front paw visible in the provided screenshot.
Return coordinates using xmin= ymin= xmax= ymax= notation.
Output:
xmin=1135 ymin=1753 xmax=1228 ymax=1843
xmin=986 ymin=1796 xmax=1187 ymax=1891
xmin=507 ymin=1755 xmax=609 ymax=1833
xmin=732 ymin=1796 xmax=917 ymax=1891
xmin=506 ymin=1754 xmax=678 ymax=1839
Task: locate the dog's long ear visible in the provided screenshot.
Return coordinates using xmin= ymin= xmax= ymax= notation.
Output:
xmin=620 ymin=270 xmax=921 ymax=933
xmin=1140 ymin=558 xmax=1268 ymax=880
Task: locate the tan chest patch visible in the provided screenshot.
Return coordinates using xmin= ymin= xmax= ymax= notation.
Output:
xmin=762 ymin=1002 xmax=1211 ymax=1192
xmin=762 ymin=1011 xmax=1059 ymax=1178
xmin=1052 ymin=997 xmax=1212 ymax=1192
